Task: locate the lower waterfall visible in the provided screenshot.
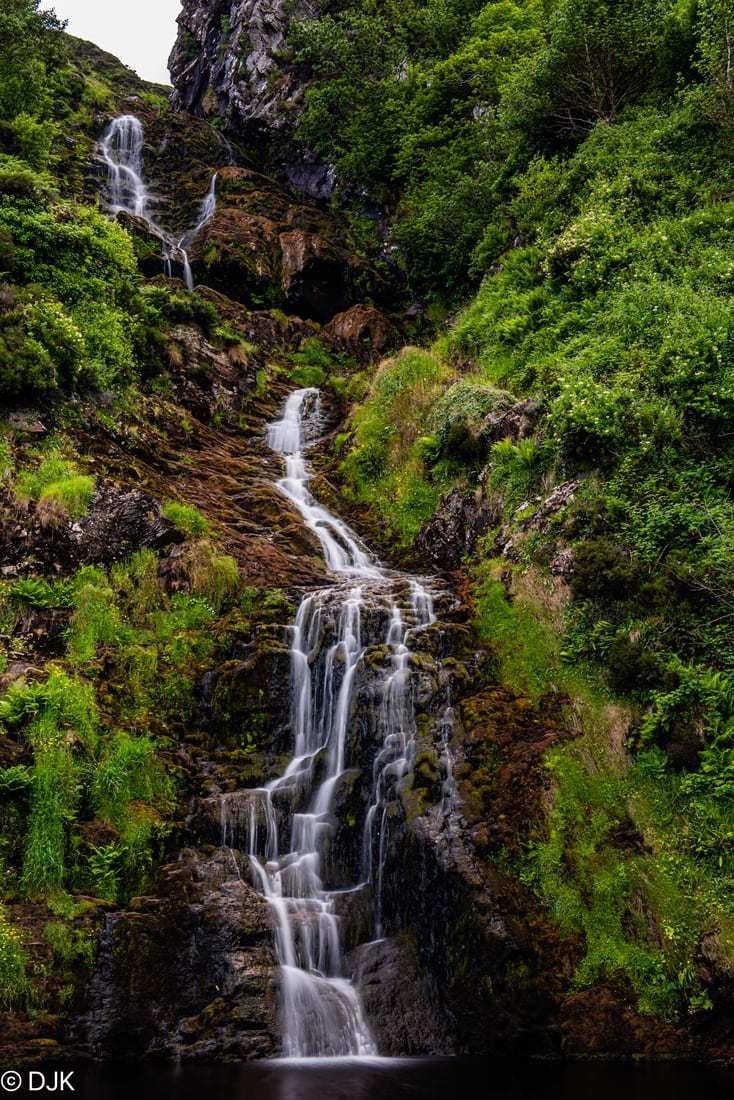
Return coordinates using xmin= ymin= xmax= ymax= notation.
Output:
xmin=221 ymin=388 xmax=446 ymax=1057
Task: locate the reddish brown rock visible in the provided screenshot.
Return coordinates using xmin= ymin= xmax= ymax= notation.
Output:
xmin=324 ymin=305 xmax=400 ymax=363
xmin=190 ymin=167 xmax=386 ymax=320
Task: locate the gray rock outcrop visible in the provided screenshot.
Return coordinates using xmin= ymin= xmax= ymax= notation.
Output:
xmin=169 ymin=0 xmax=316 ymax=181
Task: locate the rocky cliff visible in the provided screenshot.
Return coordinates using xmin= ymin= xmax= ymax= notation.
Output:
xmin=169 ymin=0 xmax=329 ymax=194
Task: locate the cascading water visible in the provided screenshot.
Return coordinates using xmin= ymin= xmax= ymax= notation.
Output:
xmin=177 ymin=172 xmax=219 ymax=291
xmin=221 ymin=388 xmax=446 ymax=1057
xmin=101 ymin=115 xmax=218 ymax=288
xmin=101 ymin=115 xmax=148 ymax=218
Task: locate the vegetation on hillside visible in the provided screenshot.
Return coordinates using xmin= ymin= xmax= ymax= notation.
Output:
xmin=4 ymin=0 xmax=734 ymax=1036
xmin=0 ymin=3 xmax=293 ymax=1015
xmin=330 ymin=0 xmax=734 ymax=1018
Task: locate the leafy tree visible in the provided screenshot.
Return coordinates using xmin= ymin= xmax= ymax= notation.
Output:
xmin=510 ymin=0 xmax=672 ymax=139
xmin=0 ymin=0 xmax=66 ymax=122
xmin=694 ymin=0 xmax=734 ymax=123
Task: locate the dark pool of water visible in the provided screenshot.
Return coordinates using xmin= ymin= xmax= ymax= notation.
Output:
xmin=29 ymin=1057 xmax=734 ymax=1100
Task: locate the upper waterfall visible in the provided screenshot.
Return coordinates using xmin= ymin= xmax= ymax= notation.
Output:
xmin=266 ymin=389 xmax=383 ymax=578
xmin=101 ymin=115 xmax=149 ymax=218
xmin=101 ymin=115 xmax=219 ymax=290
xmin=177 ymin=172 xmax=219 ymax=291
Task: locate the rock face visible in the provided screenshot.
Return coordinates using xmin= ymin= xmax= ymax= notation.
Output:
xmin=92 ymin=104 xmax=394 ymax=318
xmin=0 ymin=483 xmax=175 ymax=579
xmin=169 ymin=0 xmax=312 ymax=171
xmin=323 ymin=305 xmax=400 ymax=363
xmin=189 ymin=167 xmax=387 ymax=318
xmin=415 ymin=488 xmax=499 ymax=572
xmin=71 ymin=849 xmax=278 ymax=1060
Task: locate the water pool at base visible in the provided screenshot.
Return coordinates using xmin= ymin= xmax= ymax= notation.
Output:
xmin=68 ymin=1058 xmax=734 ymax=1100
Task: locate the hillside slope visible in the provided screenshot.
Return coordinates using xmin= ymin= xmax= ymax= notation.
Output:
xmin=3 ymin=0 xmax=734 ymax=1063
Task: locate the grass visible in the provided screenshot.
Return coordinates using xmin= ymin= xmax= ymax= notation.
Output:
xmin=523 ymin=731 xmax=713 ymax=1019
xmin=0 ymin=907 xmax=31 ymax=1009
xmin=15 ymin=448 xmax=94 ymax=519
xmin=468 ymin=549 xmax=713 ymax=1018
xmin=339 ymin=346 xmax=455 ymax=542
xmin=472 ymin=559 xmax=574 ymax=704
xmin=0 ymin=546 xmax=228 ymax=909
xmin=160 ymin=501 xmax=212 ymax=537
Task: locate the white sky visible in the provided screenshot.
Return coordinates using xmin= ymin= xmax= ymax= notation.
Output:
xmin=40 ymin=1 xmax=182 ymax=85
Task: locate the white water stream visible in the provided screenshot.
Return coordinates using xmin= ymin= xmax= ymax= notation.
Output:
xmin=101 ymin=116 xmax=218 ymax=288
xmin=221 ymin=388 xmax=441 ymax=1056
xmin=101 ymin=115 xmax=148 ymax=218
xmin=177 ymin=172 xmax=218 ymax=290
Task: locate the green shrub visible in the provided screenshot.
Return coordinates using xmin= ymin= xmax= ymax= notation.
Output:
xmin=11 ymin=114 xmax=55 ymax=171
xmin=8 ymin=576 xmax=74 ymax=608
xmin=528 ymin=742 xmax=698 ymax=1019
xmin=288 ymin=364 xmax=327 ymax=388
xmin=180 ymin=540 xmax=240 ymax=612
xmin=1 ymin=670 xmax=96 ymax=899
xmin=0 ymin=764 xmax=32 ymax=794
xmin=340 ymin=347 xmax=453 ymax=542
xmin=0 ymin=668 xmax=98 ymax=753
xmin=67 ymin=568 xmax=123 ymax=663
xmin=43 ymin=920 xmax=97 ymax=972
xmin=109 ymin=549 xmax=163 ymax=621
xmin=22 ymin=742 xmax=81 ymax=898
xmin=0 ymin=166 xmax=39 ymax=196
xmin=473 ymin=571 xmax=565 ymax=702
xmin=89 ymin=732 xmax=176 ymax=900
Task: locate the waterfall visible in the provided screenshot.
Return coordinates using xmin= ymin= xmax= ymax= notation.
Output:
xmin=101 ymin=116 xmax=219 ymax=289
xmin=266 ymin=390 xmax=380 ymax=578
xmin=177 ymin=172 xmax=219 ymax=291
xmin=101 ymin=115 xmax=148 ymax=218
xmin=222 ymin=388 xmax=444 ymax=1057
xmin=197 ymin=172 xmax=219 ymax=228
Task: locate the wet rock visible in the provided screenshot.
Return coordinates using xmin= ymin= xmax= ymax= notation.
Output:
xmin=12 ymin=607 xmax=71 ymax=658
xmin=559 ymin=986 xmax=662 ymax=1057
xmin=189 ymin=167 xmax=387 ymax=320
xmin=169 ymin=0 xmax=310 ymax=149
xmin=114 ymin=211 xmax=178 ymax=280
xmin=481 ymin=398 xmax=541 ymax=445
xmin=550 ymin=548 xmax=574 ymax=576
xmin=74 ymin=483 xmax=176 ymax=564
xmin=323 ymin=305 xmax=400 ymax=363
xmin=415 ymin=488 xmax=499 ymax=571
xmin=493 ymin=480 xmax=579 ymax=560
xmin=7 ymin=410 xmax=47 ymax=435
xmin=0 ymin=484 xmax=175 ymax=579
xmin=91 ymin=104 xmax=237 ymax=238
xmin=282 ymin=148 xmax=337 ymax=201
xmin=350 ymin=936 xmax=455 ymax=1055
xmin=70 ymin=848 xmax=278 ymax=1060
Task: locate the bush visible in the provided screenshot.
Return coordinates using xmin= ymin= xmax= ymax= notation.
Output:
xmin=528 ymin=742 xmax=697 ymax=1019
xmin=180 ymin=540 xmax=240 ymax=612
xmin=90 ymin=732 xmax=176 ymax=900
xmin=22 ymin=743 xmax=80 ymax=898
xmin=67 ymin=568 xmax=123 ymax=663
xmin=8 ymin=576 xmax=74 ymax=608
xmin=0 ymin=668 xmax=98 ymax=753
xmin=340 ymin=347 xmax=453 ymax=541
